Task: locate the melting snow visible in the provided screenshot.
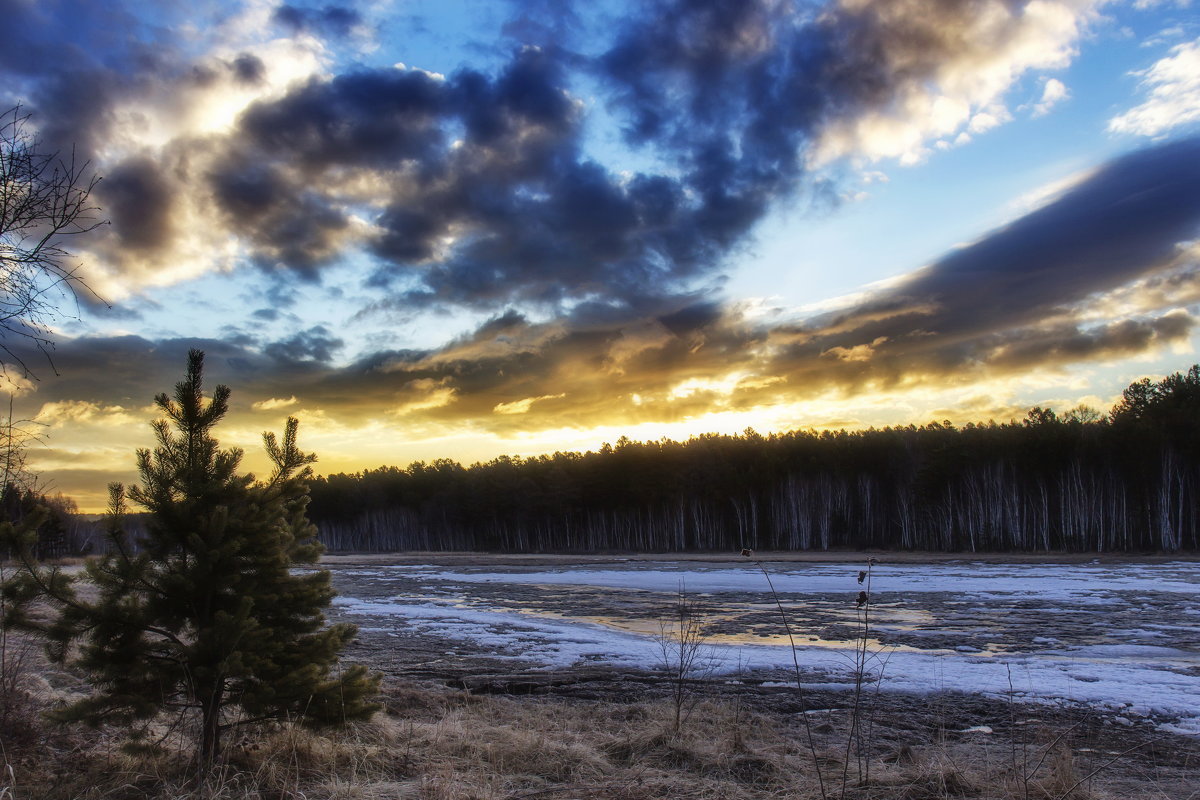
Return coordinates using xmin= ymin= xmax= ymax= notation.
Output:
xmin=331 ymin=560 xmax=1200 ymax=735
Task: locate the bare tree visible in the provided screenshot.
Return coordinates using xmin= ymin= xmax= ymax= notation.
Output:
xmin=656 ymin=587 xmax=716 ymax=734
xmin=0 ymin=105 xmax=105 ymax=376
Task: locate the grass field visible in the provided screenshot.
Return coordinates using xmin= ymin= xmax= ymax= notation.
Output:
xmin=2 ymin=636 xmax=1197 ymax=800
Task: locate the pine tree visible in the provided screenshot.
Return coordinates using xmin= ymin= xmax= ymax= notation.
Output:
xmin=1 ymin=350 xmax=378 ymax=766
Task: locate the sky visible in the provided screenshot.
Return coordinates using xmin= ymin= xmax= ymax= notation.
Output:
xmin=2 ymin=0 xmax=1200 ymax=511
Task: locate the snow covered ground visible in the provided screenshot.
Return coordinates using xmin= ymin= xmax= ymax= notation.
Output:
xmin=330 ymin=560 xmax=1200 ymax=735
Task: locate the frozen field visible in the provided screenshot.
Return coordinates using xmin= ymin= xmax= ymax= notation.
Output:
xmin=329 ymin=559 xmax=1200 ymax=734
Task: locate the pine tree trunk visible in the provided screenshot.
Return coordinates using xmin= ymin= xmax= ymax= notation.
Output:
xmin=199 ymin=681 xmax=225 ymax=768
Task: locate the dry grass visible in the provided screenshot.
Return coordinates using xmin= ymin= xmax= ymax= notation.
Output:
xmin=0 ymin=673 xmax=1194 ymax=800
xmin=0 ymin=632 xmax=1193 ymax=800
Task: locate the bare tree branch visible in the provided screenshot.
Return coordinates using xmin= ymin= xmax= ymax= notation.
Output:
xmin=0 ymin=105 xmax=108 ymax=378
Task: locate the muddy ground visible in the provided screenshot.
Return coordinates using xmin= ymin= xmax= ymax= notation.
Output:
xmin=325 ymin=553 xmax=1200 ymax=797
xmin=338 ymin=619 xmax=1200 ymax=798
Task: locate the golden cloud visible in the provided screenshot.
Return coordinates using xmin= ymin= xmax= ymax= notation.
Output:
xmin=251 ymin=396 xmax=300 ymax=411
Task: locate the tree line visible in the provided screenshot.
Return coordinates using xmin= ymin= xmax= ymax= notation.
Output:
xmin=306 ymin=366 xmax=1200 ymax=553
xmin=0 ymin=484 xmax=88 ymax=559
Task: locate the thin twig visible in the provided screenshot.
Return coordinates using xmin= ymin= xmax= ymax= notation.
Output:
xmin=1025 ymin=720 xmax=1084 ymax=782
xmin=1054 ymin=735 xmax=1168 ymax=800
xmin=746 ymin=550 xmax=828 ymax=800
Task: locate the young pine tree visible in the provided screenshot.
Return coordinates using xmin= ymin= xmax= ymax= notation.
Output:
xmin=1 ymin=350 xmax=378 ymax=766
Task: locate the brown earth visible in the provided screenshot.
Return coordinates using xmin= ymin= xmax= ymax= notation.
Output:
xmin=320 ymin=553 xmax=1200 ymax=800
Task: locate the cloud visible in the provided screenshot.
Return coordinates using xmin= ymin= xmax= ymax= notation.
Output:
xmin=729 ymin=138 xmax=1200 ymax=394
xmin=842 ymin=138 xmax=1200 ymax=343
xmin=0 ymin=369 xmax=37 ymax=396
xmin=34 ymin=400 xmax=139 ymax=428
xmin=1032 ymin=78 xmax=1070 ymax=117
xmin=102 ymin=157 xmax=178 ymax=253
xmin=252 ymin=396 xmax=300 ymax=411
xmin=272 ymin=4 xmax=364 ymax=38
xmin=981 ymin=311 xmax=1194 ymax=371
xmin=26 ymin=134 xmax=1199 ymax=441
xmin=389 ymin=378 xmax=457 ymax=416
xmin=264 ymin=326 xmax=345 ymax=364
xmin=213 ymin=0 xmax=1099 ymax=311
xmin=10 ymin=2 xmax=1200 ymax=509
xmin=330 ymin=138 xmax=1200 ymax=425
xmin=809 ymin=0 xmax=1097 ymax=163
xmin=9 ymin=129 xmax=1200 ymax=419
xmin=1 ymin=0 xmax=328 ymax=302
xmin=1109 ymin=38 xmax=1200 ymax=137
xmin=1132 ymin=0 xmax=1192 ymax=10
xmin=15 ymin=134 xmax=1200 ymax=509
xmin=2 ymin=0 xmax=1107 ymax=322
xmin=208 ymin=47 xmax=739 ymax=309
xmin=493 ymin=393 xmax=565 ymax=415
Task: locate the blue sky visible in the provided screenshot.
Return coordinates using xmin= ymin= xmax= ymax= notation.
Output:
xmin=2 ymin=0 xmax=1199 ymax=509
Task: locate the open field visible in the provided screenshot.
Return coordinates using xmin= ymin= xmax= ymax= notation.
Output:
xmin=2 ymin=553 xmax=1198 ymax=799
xmin=3 ymin=645 xmax=1198 ymax=799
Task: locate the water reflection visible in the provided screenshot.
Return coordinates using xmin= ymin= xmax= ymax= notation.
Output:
xmin=331 ymin=560 xmax=1200 ymax=661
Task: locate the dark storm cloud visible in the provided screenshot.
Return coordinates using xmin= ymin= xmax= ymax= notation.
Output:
xmin=888 ymin=138 xmax=1200 ymax=338
xmin=195 ymin=0 xmax=1111 ymax=318
xmin=27 ymin=139 xmax=1200 ymax=440
xmin=30 ymin=136 xmax=1200 ymax=429
xmin=772 ymin=137 xmax=1200 ymax=379
xmin=203 ymin=5 xmax=784 ymax=306
xmin=984 ymin=314 xmax=1194 ymax=372
xmin=101 ymin=157 xmax=176 ymax=252
xmin=203 ymin=35 xmax=749 ymax=306
xmin=600 ymin=0 xmax=817 ymax=167
xmin=235 ymin=68 xmax=448 ymax=170
xmin=210 ymin=162 xmax=351 ymax=275
xmin=264 ymin=326 xmax=345 ymax=364
xmin=300 ymin=137 xmax=1200 ymax=427
xmin=218 ymin=326 xmax=260 ymax=349
xmin=658 ymin=303 xmax=725 ymax=337
xmin=27 ymin=336 xmax=261 ymax=411
xmin=5 ymin=0 xmax=1142 ymax=324
xmin=22 ymin=335 xmax=354 ymax=422
xmin=0 ymin=0 xmax=174 ymax=157
xmin=0 ymin=1 xmax=256 ymax=301
xmin=231 ymin=53 xmax=267 ymax=85
xmin=212 ymin=46 xmax=707 ymax=304
xmin=272 ymin=4 xmax=363 ymax=38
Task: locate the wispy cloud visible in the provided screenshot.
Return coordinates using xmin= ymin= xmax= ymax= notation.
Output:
xmin=1109 ymin=38 xmax=1200 ymax=137
xmin=251 ymin=396 xmax=299 ymax=411
xmin=1032 ymin=78 xmax=1070 ymax=117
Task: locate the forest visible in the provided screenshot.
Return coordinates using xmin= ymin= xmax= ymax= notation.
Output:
xmin=305 ymin=366 xmax=1200 ymax=554
xmin=11 ymin=365 xmax=1197 ymax=557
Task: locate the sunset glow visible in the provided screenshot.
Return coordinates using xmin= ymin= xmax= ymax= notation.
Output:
xmin=3 ymin=0 xmax=1199 ymax=511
